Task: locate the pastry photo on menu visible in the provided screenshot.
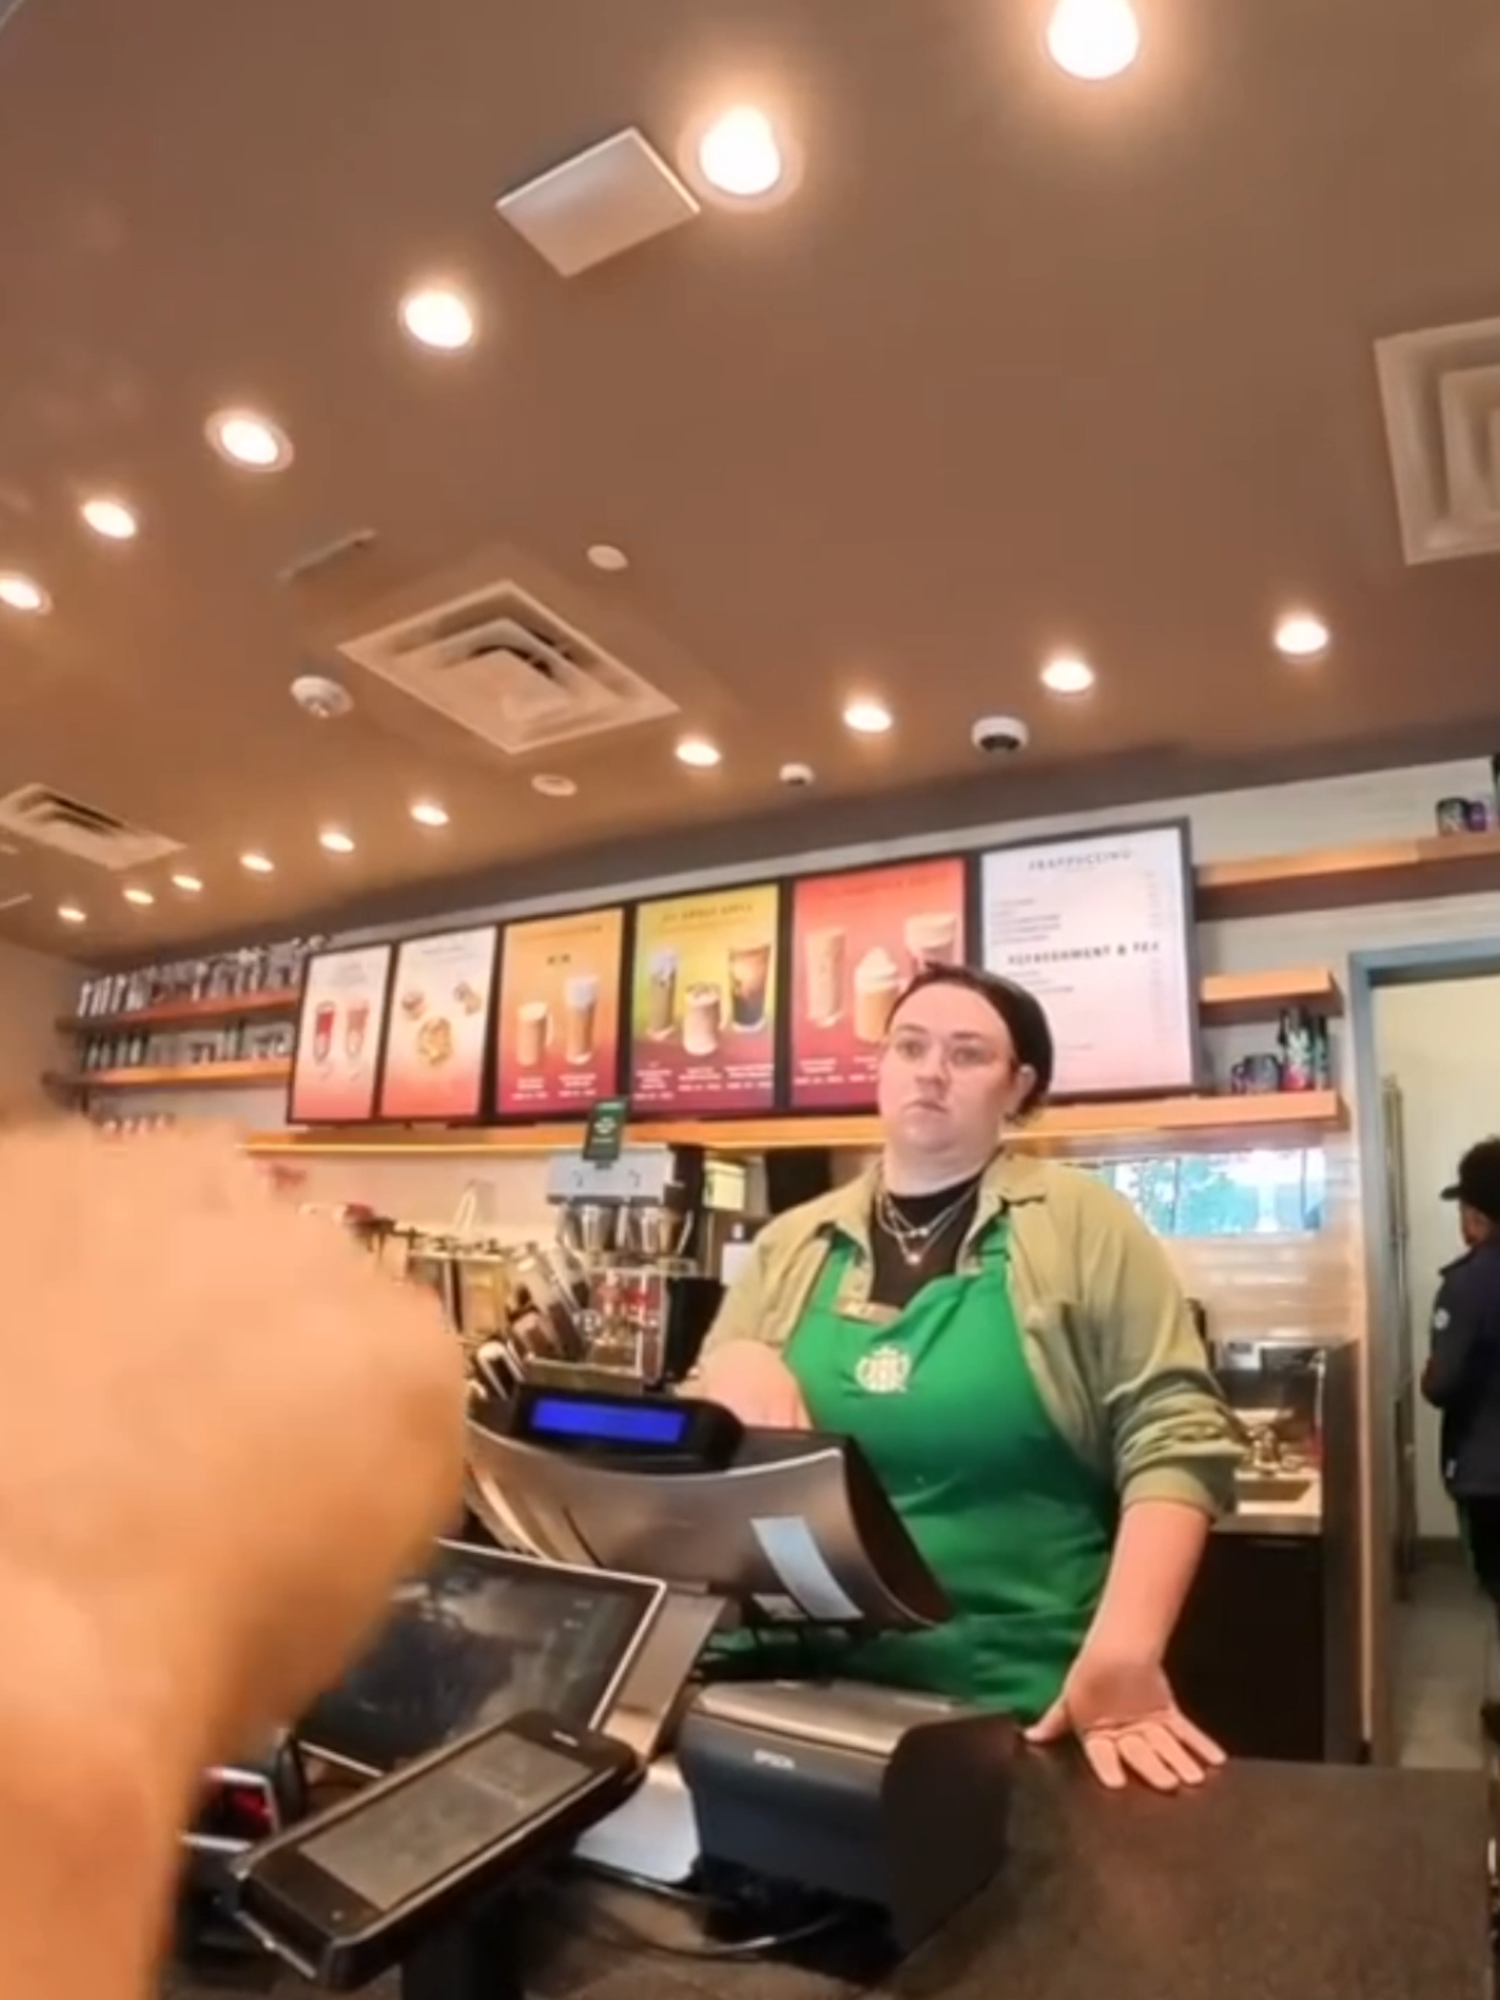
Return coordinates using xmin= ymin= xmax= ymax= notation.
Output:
xmin=378 ymin=925 xmax=499 ymax=1121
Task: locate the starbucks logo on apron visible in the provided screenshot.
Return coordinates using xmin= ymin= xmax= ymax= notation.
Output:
xmin=855 ymin=1343 xmax=912 ymax=1395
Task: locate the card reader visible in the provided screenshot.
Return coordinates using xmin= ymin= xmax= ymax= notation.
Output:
xmin=232 ymin=1711 xmax=640 ymax=1990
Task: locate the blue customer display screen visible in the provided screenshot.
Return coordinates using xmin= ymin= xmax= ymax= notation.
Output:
xmin=526 ymin=1393 xmax=692 ymax=1449
xmin=297 ymin=1546 xmax=654 ymax=1774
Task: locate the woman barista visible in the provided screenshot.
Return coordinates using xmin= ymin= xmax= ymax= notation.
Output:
xmin=694 ymin=965 xmax=1240 ymax=1793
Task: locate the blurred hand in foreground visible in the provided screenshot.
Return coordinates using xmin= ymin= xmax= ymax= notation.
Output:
xmin=0 ymin=1121 xmax=467 ymax=1766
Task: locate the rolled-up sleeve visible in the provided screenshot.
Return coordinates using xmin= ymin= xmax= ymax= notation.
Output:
xmin=1076 ymin=1185 xmax=1243 ymax=1515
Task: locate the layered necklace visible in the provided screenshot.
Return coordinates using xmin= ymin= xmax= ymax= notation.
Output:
xmin=874 ymin=1171 xmax=983 ymax=1269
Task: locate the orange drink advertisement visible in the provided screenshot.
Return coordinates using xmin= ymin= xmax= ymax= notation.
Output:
xmin=495 ymin=906 xmax=625 ymax=1116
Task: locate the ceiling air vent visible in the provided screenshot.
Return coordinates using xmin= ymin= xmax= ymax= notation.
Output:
xmin=1376 ymin=316 xmax=1500 ymax=564
xmin=338 ymin=581 xmax=679 ymax=755
xmin=0 ymin=786 xmax=183 ymax=871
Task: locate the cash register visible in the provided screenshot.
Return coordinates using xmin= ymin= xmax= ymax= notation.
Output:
xmin=228 ymin=1385 xmax=1014 ymax=1994
xmin=465 ymin=1384 xmax=1017 ymax=1951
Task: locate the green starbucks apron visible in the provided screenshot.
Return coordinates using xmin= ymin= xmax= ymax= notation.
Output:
xmin=785 ymin=1220 xmax=1116 ymax=1721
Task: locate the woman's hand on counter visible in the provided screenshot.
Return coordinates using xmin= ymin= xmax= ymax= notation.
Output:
xmin=1025 ymin=1649 xmax=1227 ymax=1793
xmin=692 ymin=1341 xmax=812 ymax=1430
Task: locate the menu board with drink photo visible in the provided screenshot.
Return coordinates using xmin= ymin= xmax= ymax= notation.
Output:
xmin=628 ymin=884 xmax=781 ymax=1113
xmin=978 ymin=822 xmax=1198 ymax=1098
xmin=288 ymin=944 xmax=393 ymax=1124
xmin=378 ymin=926 xmax=499 ymax=1121
xmin=788 ymin=857 xmax=967 ymax=1109
xmin=495 ymin=906 xmax=626 ymax=1117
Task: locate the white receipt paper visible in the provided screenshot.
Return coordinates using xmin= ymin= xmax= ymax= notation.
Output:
xmin=751 ymin=1515 xmax=862 ymax=1622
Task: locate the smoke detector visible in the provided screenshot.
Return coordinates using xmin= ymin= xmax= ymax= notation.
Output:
xmin=291 ymin=675 xmax=355 ymax=720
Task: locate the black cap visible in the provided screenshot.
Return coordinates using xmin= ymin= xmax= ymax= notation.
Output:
xmin=890 ymin=965 xmax=1055 ymax=1114
xmin=1442 ymin=1137 xmax=1500 ymax=1222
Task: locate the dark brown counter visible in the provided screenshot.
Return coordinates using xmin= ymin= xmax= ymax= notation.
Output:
xmin=164 ymin=1755 xmax=1489 ymax=2000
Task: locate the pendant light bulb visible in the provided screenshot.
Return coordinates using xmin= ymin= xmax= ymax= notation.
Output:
xmin=1046 ymin=0 xmax=1141 ymax=80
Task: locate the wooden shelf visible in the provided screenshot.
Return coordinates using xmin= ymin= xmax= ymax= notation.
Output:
xmin=48 ymin=1059 xmax=291 ymax=1094
xmin=59 ymin=989 xmax=301 ymax=1035
xmin=1198 ymin=967 xmax=1340 ymax=1022
xmin=1196 ymin=829 xmax=1500 ymax=921
xmin=244 ymin=1090 xmax=1345 ymax=1160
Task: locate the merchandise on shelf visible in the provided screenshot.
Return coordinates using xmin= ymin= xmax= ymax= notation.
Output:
xmin=74 ymin=937 xmax=325 ymax=1019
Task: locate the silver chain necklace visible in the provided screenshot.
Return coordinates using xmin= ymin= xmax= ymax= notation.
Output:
xmin=874 ymin=1177 xmax=978 ymax=1269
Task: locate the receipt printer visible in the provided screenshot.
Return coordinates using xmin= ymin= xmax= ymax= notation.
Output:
xmin=676 ymin=1678 xmax=1015 ymax=1951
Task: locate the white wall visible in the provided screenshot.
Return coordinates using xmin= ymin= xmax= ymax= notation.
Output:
xmin=1373 ymin=975 xmax=1500 ymax=1539
xmin=0 ymin=938 xmax=82 ymax=1118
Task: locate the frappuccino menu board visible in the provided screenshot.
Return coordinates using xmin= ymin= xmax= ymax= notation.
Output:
xmin=788 ymin=857 xmax=967 ymax=1109
xmin=495 ymin=906 xmax=626 ymax=1117
xmin=289 ymin=944 xmax=393 ymax=1124
xmin=378 ymin=926 xmax=499 ymax=1121
xmin=978 ymin=823 xmax=1197 ymax=1097
xmin=628 ymin=884 xmax=781 ymax=1112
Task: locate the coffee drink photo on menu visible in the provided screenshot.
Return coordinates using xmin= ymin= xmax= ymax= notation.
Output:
xmin=494 ymin=907 xmax=626 ymax=1117
xmin=628 ymin=885 xmax=781 ymax=1113
xmin=290 ymin=943 xmax=393 ymax=1125
xmin=788 ymin=856 xmax=968 ymax=1110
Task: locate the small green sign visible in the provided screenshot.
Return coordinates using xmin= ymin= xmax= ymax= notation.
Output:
xmin=582 ymin=1096 xmax=629 ymax=1164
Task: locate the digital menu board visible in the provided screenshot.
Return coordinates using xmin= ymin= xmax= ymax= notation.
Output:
xmin=628 ymin=883 xmax=780 ymax=1114
xmin=378 ymin=926 xmax=499 ymax=1122
xmin=288 ymin=944 xmax=393 ymax=1125
xmin=978 ymin=823 xmax=1198 ymax=1098
xmin=788 ymin=856 xmax=967 ymax=1109
xmin=495 ymin=906 xmax=626 ymax=1117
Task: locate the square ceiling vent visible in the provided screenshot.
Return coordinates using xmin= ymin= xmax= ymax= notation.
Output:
xmin=338 ymin=579 xmax=679 ymax=755
xmin=1376 ymin=317 xmax=1500 ymax=564
xmin=496 ymin=128 xmax=700 ymax=277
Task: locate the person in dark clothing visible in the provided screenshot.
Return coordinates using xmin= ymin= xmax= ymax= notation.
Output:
xmin=1422 ymin=1136 xmax=1500 ymax=1624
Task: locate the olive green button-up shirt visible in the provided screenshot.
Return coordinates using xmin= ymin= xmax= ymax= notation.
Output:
xmin=702 ymin=1152 xmax=1242 ymax=1516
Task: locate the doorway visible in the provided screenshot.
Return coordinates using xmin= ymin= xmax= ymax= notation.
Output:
xmin=1361 ymin=955 xmax=1500 ymax=1767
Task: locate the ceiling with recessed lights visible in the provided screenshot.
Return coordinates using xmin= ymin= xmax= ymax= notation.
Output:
xmin=3 ymin=0 xmax=1500 ymax=957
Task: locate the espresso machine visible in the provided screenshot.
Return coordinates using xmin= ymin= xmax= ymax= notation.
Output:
xmin=540 ymin=1144 xmax=735 ymax=1386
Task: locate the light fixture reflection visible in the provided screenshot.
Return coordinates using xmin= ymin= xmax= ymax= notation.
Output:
xmin=1046 ymin=0 xmax=1141 ymax=80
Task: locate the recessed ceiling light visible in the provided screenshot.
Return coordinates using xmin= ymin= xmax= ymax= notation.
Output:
xmin=240 ymin=851 xmax=275 ymax=875
xmin=319 ymin=828 xmax=356 ymax=855
xmin=779 ymin=761 xmax=816 ymax=788
xmin=1040 ymin=654 xmax=1096 ymax=696
xmin=399 ymin=287 xmax=476 ymax=352
xmin=81 ymin=496 xmax=140 ymax=541
xmin=206 ymin=409 xmax=294 ymax=471
xmin=1274 ymin=612 xmax=1331 ymax=660
xmin=410 ymin=801 xmax=450 ymax=828
xmin=675 ymin=736 xmax=723 ymax=769
xmin=532 ymin=774 xmax=578 ymax=798
xmin=586 ymin=544 xmax=629 ymax=573
xmin=1046 ymin=0 xmax=1141 ymax=80
xmin=843 ymin=697 xmax=893 ymax=735
xmin=698 ymin=107 xmax=785 ymax=198
xmin=58 ymin=904 xmax=86 ymax=926
xmin=171 ymin=873 xmax=203 ymax=894
xmin=123 ymin=886 xmax=155 ymax=908
xmin=0 ymin=572 xmax=49 ymax=614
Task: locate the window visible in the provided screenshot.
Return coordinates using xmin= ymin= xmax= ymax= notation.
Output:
xmin=1084 ymin=1150 xmax=1326 ymax=1239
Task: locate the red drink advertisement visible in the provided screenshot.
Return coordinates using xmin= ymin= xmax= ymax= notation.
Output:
xmin=378 ymin=927 xmax=498 ymax=1122
xmin=788 ymin=856 xmax=968 ymax=1109
xmin=495 ymin=906 xmax=626 ymax=1117
xmin=628 ymin=883 xmax=781 ymax=1114
xmin=289 ymin=944 xmax=393 ymax=1125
